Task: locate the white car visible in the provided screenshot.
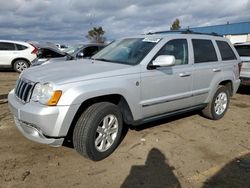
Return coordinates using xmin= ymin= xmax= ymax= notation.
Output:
xmin=234 ymin=43 xmax=250 ymax=86
xmin=0 ymin=40 xmax=37 ymax=73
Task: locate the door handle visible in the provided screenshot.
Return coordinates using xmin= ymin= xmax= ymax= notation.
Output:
xmin=213 ymin=68 xmax=221 ymax=72
xmin=179 ymin=72 xmax=191 ymax=77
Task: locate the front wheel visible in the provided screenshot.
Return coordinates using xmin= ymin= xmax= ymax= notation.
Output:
xmin=73 ymin=102 xmax=123 ymax=161
xmin=202 ymin=86 xmax=230 ymax=120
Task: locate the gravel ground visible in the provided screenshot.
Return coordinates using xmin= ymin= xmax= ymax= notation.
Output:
xmin=0 ymin=71 xmax=250 ymax=188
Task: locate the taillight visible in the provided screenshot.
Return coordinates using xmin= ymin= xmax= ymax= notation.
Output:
xmin=238 ymin=62 xmax=242 ymax=75
xmin=30 ymin=44 xmax=38 ymax=54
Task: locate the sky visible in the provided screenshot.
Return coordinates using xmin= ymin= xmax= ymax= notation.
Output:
xmin=0 ymin=0 xmax=250 ymax=44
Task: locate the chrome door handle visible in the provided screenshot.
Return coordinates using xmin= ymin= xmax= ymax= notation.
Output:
xmin=179 ymin=72 xmax=191 ymax=77
xmin=213 ymin=68 xmax=221 ymax=72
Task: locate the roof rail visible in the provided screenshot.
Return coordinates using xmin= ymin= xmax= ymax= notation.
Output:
xmin=147 ymin=29 xmax=222 ymax=37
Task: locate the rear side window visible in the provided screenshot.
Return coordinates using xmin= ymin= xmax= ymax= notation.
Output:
xmin=0 ymin=42 xmax=15 ymax=51
xmin=234 ymin=45 xmax=250 ymax=57
xmin=15 ymin=44 xmax=28 ymax=50
xmin=216 ymin=41 xmax=236 ymax=60
xmin=192 ymin=39 xmax=218 ymax=63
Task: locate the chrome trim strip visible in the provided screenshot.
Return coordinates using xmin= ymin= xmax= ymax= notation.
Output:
xmin=142 ymin=94 xmax=192 ymax=107
xmin=142 ymin=90 xmax=209 ymax=108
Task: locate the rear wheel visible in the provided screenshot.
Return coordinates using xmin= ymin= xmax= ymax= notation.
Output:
xmin=202 ymin=86 xmax=230 ymax=120
xmin=73 ymin=102 xmax=123 ymax=161
xmin=13 ymin=59 xmax=29 ymax=73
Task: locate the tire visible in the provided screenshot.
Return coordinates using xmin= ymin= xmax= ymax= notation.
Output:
xmin=13 ymin=59 xmax=29 ymax=73
xmin=73 ymin=102 xmax=123 ymax=161
xmin=202 ymin=86 xmax=230 ymax=120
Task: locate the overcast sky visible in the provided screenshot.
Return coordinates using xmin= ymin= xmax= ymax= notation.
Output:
xmin=1 ymin=0 xmax=250 ymax=44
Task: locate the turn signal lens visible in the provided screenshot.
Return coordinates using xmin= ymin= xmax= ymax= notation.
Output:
xmin=47 ymin=90 xmax=62 ymax=106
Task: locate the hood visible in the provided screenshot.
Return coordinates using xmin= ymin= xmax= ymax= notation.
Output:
xmin=22 ymin=59 xmax=135 ymax=85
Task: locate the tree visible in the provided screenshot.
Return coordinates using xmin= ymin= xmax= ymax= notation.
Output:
xmin=170 ymin=19 xmax=181 ymax=30
xmin=86 ymin=27 xmax=106 ymax=43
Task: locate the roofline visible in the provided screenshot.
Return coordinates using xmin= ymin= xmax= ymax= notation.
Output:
xmin=147 ymin=29 xmax=223 ymax=37
xmin=189 ymin=21 xmax=250 ymax=30
xmin=0 ymin=39 xmax=28 ymax=43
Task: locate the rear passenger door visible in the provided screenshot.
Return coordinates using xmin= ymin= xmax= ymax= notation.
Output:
xmin=191 ymin=39 xmax=222 ymax=105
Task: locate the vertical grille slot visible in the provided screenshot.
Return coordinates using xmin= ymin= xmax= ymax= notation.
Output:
xmin=15 ymin=79 xmax=34 ymax=103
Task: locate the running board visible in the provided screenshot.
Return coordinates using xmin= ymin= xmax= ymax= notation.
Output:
xmin=132 ymin=104 xmax=207 ymax=126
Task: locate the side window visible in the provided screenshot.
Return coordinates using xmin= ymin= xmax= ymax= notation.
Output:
xmin=216 ymin=41 xmax=237 ymax=60
xmin=0 ymin=42 xmax=15 ymax=51
xmin=15 ymin=44 xmax=28 ymax=50
xmin=154 ymin=39 xmax=189 ymax=65
xmin=235 ymin=45 xmax=250 ymax=57
xmin=38 ymin=49 xmax=64 ymax=58
xmin=83 ymin=46 xmax=99 ymax=57
xmin=192 ymin=39 xmax=218 ymax=63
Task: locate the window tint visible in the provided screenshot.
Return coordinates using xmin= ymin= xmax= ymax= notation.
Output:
xmin=83 ymin=46 xmax=99 ymax=57
xmin=216 ymin=41 xmax=236 ymax=60
xmin=154 ymin=39 xmax=189 ymax=65
xmin=192 ymin=39 xmax=218 ymax=63
xmin=16 ymin=44 xmax=28 ymax=50
xmin=37 ymin=48 xmax=65 ymax=58
xmin=0 ymin=42 xmax=15 ymax=51
xmin=234 ymin=45 xmax=250 ymax=57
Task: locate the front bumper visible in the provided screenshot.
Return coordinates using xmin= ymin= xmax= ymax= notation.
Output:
xmin=14 ymin=117 xmax=64 ymax=146
xmin=8 ymin=90 xmax=76 ymax=146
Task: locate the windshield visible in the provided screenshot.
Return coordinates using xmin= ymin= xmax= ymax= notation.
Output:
xmin=65 ymin=44 xmax=83 ymax=55
xmin=92 ymin=38 xmax=160 ymax=65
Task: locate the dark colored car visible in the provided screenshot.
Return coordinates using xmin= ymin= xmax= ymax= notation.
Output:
xmin=32 ymin=43 xmax=106 ymax=66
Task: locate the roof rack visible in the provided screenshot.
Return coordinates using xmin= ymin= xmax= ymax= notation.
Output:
xmin=147 ymin=29 xmax=222 ymax=37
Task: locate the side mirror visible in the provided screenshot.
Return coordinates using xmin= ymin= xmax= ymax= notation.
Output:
xmin=152 ymin=55 xmax=175 ymax=67
xmin=77 ymin=52 xmax=84 ymax=58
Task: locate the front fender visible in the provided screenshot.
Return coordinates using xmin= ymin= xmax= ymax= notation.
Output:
xmin=57 ymin=75 xmax=142 ymax=121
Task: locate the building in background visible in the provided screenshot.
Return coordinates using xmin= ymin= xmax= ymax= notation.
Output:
xmin=190 ymin=21 xmax=250 ymax=44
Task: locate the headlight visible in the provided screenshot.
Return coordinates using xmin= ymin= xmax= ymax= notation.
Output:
xmin=31 ymin=83 xmax=62 ymax=106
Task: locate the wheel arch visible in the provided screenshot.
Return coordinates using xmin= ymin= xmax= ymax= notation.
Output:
xmin=218 ymin=80 xmax=233 ymax=96
xmin=11 ymin=58 xmax=31 ymax=68
xmin=63 ymin=94 xmax=134 ymax=147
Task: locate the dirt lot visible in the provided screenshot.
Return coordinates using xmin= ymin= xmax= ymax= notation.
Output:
xmin=0 ymin=72 xmax=250 ymax=188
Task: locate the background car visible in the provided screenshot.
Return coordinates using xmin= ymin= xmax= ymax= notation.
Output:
xmin=32 ymin=43 xmax=105 ymax=66
xmin=0 ymin=40 xmax=38 ymax=72
xmin=234 ymin=43 xmax=250 ymax=86
xmin=33 ymin=43 xmax=68 ymax=65
xmin=65 ymin=43 xmax=106 ymax=59
xmin=56 ymin=44 xmax=68 ymax=51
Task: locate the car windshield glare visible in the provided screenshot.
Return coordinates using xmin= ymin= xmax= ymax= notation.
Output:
xmin=92 ymin=38 xmax=160 ymax=65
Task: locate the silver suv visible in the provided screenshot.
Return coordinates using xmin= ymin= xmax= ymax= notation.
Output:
xmin=8 ymin=33 xmax=241 ymax=161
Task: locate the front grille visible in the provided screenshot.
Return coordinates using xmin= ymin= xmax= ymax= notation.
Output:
xmin=15 ymin=79 xmax=34 ymax=103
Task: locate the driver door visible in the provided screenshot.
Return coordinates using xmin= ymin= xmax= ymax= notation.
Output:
xmin=140 ymin=38 xmax=194 ymax=118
